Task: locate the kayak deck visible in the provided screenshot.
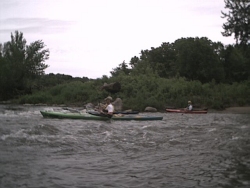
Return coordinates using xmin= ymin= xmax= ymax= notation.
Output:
xmin=40 ymin=111 xmax=163 ymax=121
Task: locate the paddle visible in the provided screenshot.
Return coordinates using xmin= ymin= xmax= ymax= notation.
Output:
xmin=87 ymin=97 xmax=113 ymax=118
xmin=62 ymin=96 xmax=111 ymax=117
xmin=62 ymin=107 xmax=94 ymax=114
xmin=88 ymin=100 xmax=112 ymax=118
xmin=88 ymin=110 xmax=113 ymax=118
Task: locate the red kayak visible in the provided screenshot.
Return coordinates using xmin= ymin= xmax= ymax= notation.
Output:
xmin=166 ymin=109 xmax=208 ymax=114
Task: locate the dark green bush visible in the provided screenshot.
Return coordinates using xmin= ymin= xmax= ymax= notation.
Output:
xmin=14 ymin=74 xmax=250 ymax=111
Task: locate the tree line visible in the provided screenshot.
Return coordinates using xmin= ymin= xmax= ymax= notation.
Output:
xmin=111 ymin=38 xmax=250 ymax=83
xmin=111 ymin=0 xmax=250 ymax=83
xmin=0 ymin=31 xmax=90 ymax=101
xmin=0 ymin=0 xmax=250 ymax=109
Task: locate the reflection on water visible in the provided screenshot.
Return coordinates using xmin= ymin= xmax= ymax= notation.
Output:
xmin=0 ymin=105 xmax=250 ymax=188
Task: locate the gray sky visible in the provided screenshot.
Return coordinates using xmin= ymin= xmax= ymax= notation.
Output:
xmin=0 ymin=0 xmax=234 ymax=78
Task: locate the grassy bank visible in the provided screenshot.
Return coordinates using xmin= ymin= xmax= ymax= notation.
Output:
xmin=13 ymin=75 xmax=250 ymax=111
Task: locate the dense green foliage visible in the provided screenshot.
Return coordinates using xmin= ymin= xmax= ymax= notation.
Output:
xmin=222 ymin=0 xmax=250 ymax=45
xmin=31 ymin=73 xmax=90 ymax=90
xmin=1 ymin=0 xmax=250 ymax=110
xmin=15 ymin=74 xmax=250 ymax=111
xmin=111 ymin=37 xmax=250 ymax=83
xmin=0 ymin=31 xmax=49 ymax=100
xmin=1 ymin=32 xmax=250 ymax=110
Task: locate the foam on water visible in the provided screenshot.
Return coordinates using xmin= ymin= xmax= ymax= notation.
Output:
xmin=0 ymin=105 xmax=250 ymax=188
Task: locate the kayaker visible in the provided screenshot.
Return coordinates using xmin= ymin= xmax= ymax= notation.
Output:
xmin=186 ymin=101 xmax=193 ymax=111
xmin=99 ymin=96 xmax=114 ymax=118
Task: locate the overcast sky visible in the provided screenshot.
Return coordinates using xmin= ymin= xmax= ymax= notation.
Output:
xmin=0 ymin=0 xmax=234 ymax=79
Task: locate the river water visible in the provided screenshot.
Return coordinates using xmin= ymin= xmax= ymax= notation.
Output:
xmin=0 ymin=105 xmax=250 ymax=188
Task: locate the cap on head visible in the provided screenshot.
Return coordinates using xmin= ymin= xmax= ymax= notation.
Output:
xmin=188 ymin=101 xmax=192 ymax=104
xmin=104 ymin=96 xmax=112 ymax=101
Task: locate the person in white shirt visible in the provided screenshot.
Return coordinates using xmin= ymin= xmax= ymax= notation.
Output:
xmin=186 ymin=101 xmax=193 ymax=111
xmin=100 ymin=96 xmax=114 ymax=118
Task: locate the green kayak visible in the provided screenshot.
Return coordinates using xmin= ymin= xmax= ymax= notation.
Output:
xmin=40 ymin=111 xmax=163 ymax=121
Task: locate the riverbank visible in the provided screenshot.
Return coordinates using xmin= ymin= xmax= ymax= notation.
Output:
xmin=1 ymin=102 xmax=250 ymax=114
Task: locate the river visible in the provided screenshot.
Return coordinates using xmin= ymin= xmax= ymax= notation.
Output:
xmin=0 ymin=105 xmax=250 ymax=188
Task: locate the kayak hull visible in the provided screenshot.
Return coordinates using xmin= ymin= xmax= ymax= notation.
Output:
xmin=40 ymin=111 xmax=163 ymax=121
xmin=114 ymin=111 xmax=139 ymax=114
xmin=166 ymin=109 xmax=207 ymax=114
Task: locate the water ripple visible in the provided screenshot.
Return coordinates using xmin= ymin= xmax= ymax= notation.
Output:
xmin=0 ymin=105 xmax=250 ymax=187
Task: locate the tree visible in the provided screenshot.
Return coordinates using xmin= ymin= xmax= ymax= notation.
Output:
xmin=110 ymin=61 xmax=131 ymax=77
xmin=0 ymin=48 xmax=14 ymax=100
xmin=221 ymin=0 xmax=250 ymax=45
xmin=173 ymin=37 xmax=225 ymax=83
xmin=3 ymin=31 xmax=49 ymax=78
xmin=0 ymin=31 xmax=49 ymax=100
xmin=129 ymin=56 xmax=140 ymax=68
xmin=127 ymin=43 xmax=177 ymax=78
xmin=221 ymin=44 xmax=249 ymax=82
xmin=138 ymin=43 xmax=177 ymax=78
